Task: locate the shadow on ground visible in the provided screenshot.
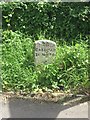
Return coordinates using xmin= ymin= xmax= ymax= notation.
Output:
xmin=1 ymin=95 xmax=90 ymax=119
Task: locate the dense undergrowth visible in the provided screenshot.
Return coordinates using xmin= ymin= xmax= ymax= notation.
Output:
xmin=2 ymin=30 xmax=89 ymax=94
xmin=1 ymin=2 xmax=90 ymax=94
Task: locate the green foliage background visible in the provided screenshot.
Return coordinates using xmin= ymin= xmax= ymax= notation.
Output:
xmin=2 ymin=2 xmax=90 ymax=42
xmin=1 ymin=2 xmax=90 ymax=93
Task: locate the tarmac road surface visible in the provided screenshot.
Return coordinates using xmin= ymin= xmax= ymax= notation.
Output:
xmin=0 ymin=95 xmax=89 ymax=119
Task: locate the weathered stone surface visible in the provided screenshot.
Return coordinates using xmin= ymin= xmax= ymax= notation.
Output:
xmin=35 ymin=40 xmax=56 ymax=65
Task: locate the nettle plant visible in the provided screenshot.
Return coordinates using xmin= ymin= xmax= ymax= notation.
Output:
xmin=2 ymin=30 xmax=35 ymax=91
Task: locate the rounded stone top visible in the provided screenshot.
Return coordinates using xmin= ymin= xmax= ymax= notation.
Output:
xmin=35 ymin=40 xmax=56 ymax=45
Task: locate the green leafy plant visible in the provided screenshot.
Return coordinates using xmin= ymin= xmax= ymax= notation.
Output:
xmin=2 ymin=30 xmax=89 ymax=94
xmin=2 ymin=30 xmax=35 ymax=92
xmin=1 ymin=2 xmax=90 ymax=43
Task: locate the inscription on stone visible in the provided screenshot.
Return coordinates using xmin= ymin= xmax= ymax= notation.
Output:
xmin=35 ymin=40 xmax=56 ymax=65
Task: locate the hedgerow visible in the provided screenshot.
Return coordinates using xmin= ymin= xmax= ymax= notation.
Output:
xmin=2 ymin=2 xmax=90 ymax=43
xmin=1 ymin=2 xmax=89 ymax=94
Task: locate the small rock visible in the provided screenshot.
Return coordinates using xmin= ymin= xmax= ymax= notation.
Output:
xmin=30 ymin=93 xmax=36 ymax=97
